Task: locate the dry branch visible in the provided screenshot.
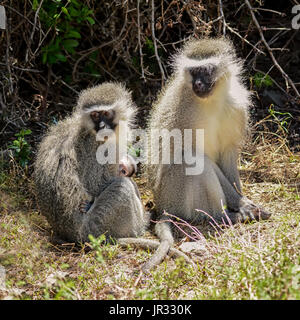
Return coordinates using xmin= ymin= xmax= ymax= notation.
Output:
xmin=245 ymin=0 xmax=300 ymax=99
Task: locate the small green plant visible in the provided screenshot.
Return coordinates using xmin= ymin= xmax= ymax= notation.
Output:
xmin=145 ymin=38 xmax=155 ymax=55
xmin=268 ymin=104 xmax=293 ymax=133
xmin=88 ymin=234 xmax=106 ymax=263
xmin=88 ymin=234 xmax=119 ymax=262
xmin=8 ymin=129 xmax=32 ymax=167
xmin=54 ymin=279 xmax=77 ymax=300
xmin=128 ymin=144 xmax=141 ymax=158
xmin=35 ymin=0 xmax=95 ymax=65
xmin=253 ymin=72 xmax=273 ymax=89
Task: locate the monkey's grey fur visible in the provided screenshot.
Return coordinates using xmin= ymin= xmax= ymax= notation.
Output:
xmin=34 ymin=82 xmax=148 ymax=243
xmin=144 ymin=38 xmax=271 ymax=271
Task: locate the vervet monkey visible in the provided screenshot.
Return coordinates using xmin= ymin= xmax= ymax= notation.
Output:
xmin=145 ymin=38 xmax=271 ymax=271
xmin=34 ymin=82 xmax=193 ymax=267
xmin=34 ymin=83 xmax=149 ymax=243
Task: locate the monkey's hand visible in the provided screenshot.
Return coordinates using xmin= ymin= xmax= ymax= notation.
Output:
xmin=79 ymin=199 xmax=94 ymax=214
xmin=238 ymin=197 xmax=272 ymax=222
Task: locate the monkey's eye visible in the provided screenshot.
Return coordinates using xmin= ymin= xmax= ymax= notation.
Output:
xmin=101 ymin=110 xmax=114 ymax=120
xmin=90 ymin=111 xmax=100 ymax=121
xmin=189 ymin=68 xmax=201 ymax=77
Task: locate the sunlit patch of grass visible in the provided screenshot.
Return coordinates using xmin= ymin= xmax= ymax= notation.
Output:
xmin=0 ymin=134 xmax=299 ymax=299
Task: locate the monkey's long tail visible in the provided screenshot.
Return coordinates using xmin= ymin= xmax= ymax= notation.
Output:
xmin=118 ymin=237 xmax=194 ymax=272
xmin=119 ymin=221 xmax=196 ymax=272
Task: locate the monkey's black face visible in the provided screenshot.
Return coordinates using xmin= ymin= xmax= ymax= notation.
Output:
xmin=189 ymin=64 xmax=217 ymax=98
xmin=90 ymin=109 xmax=116 ymax=132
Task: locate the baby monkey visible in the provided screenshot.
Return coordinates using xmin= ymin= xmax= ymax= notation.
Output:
xmin=79 ymin=154 xmax=137 ymax=214
xmin=119 ymin=154 xmax=137 ymax=177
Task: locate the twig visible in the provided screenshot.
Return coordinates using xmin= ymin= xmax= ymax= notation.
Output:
xmin=151 ymin=0 xmax=166 ymax=84
xmin=225 ymin=24 xmax=265 ymax=55
xmin=218 ymin=0 xmax=265 ymax=56
xmin=137 ymin=0 xmax=145 ymax=81
xmin=245 ymin=0 xmax=300 ymax=98
xmin=4 ymin=5 xmax=43 ymax=32
xmin=252 ymin=7 xmax=286 ymax=16
xmin=0 ymin=63 xmax=41 ymax=73
xmin=160 ymin=211 xmax=206 ymax=242
xmin=218 ymin=0 xmax=226 ymax=35
xmin=72 ymin=3 xmax=129 ymax=81
xmin=5 ymin=20 xmax=13 ymax=93
xmin=0 ymin=92 xmax=7 ymax=114
xmin=51 ymin=70 xmax=79 ymax=95
xmin=25 ymin=0 xmax=44 ymax=63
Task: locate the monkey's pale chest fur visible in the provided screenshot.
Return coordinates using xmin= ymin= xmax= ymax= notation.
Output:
xmin=193 ymin=98 xmax=244 ymax=161
xmin=151 ymin=77 xmax=247 ymax=163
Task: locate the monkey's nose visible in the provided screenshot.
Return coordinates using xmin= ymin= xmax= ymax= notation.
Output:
xmin=99 ymin=121 xmax=106 ymax=130
xmin=193 ymin=80 xmax=205 ymax=94
xmin=193 ymin=79 xmax=213 ymax=97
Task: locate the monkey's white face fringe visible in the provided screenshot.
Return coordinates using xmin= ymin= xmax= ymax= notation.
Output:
xmin=176 ymin=56 xmax=221 ymax=71
xmin=95 ymin=120 xmax=205 ymax=176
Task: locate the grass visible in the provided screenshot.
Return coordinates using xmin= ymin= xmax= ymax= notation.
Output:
xmin=0 ymin=136 xmax=299 ymax=300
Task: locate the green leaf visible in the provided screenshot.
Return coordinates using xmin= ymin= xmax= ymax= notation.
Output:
xmin=253 ymin=72 xmax=273 ymax=89
xmin=48 ymin=55 xmax=58 ymax=64
xmin=65 ymin=30 xmax=81 ymax=39
xmin=62 ymin=39 xmax=79 ymax=48
xmin=42 ymin=52 xmax=48 ymax=64
xmin=32 ymin=0 xmax=39 ymax=10
xmin=61 ymin=7 xmax=70 ymax=17
xmin=69 ymin=0 xmax=81 ymax=8
xmin=16 ymin=129 xmax=32 ymax=136
xmin=55 ymin=53 xmax=67 ymax=62
xmin=86 ymin=17 xmax=95 ymax=25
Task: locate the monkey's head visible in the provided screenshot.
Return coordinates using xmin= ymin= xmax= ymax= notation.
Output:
xmin=75 ymin=82 xmax=137 ymax=139
xmin=119 ymin=154 xmax=137 ymax=177
xmin=174 ymin=38 xmax=240 ymax=99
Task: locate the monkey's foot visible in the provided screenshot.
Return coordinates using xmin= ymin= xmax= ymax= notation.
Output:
xmin=238 ymin=198 xmax=272 ymax=222
xmin=79 ymin=200 xmax=93 ymax=214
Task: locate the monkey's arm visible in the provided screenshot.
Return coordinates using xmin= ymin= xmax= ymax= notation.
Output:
xmin=217 ymin=149 xmax=242 ymax=193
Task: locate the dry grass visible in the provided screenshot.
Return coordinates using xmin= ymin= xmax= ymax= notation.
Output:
xmin=0 ymin=133 xmax=299 ymax=300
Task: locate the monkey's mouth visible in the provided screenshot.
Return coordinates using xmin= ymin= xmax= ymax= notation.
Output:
xmin=192 ymin=81 xmax=215 ymax=98
xmin=95 ymin=128 xmax=115 ymax=142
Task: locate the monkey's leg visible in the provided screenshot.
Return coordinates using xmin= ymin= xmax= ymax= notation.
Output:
xmin=79 ymin=177 xmax=146 ymax=242
xmin=143 ymin=159 xmax=228 ymax=271
xmin=154 ymin=159 xmax=228 ymax=222
xmin=213 ymin=162 xmax=272 ymax=222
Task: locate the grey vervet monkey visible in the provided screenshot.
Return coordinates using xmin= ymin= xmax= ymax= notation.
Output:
xmin=34 ymin=82 xmax=149 ymax=243
xmin=34 ymin=82 xmax=193 ymax=266
xmin=144 ymin=37 xmax=271 ymax=271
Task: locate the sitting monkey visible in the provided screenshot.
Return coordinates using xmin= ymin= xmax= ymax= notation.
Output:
xmin=144 ymin=37 xmax=271 ymax=271
xmin=34 ymin=83 xmax=148 ymax=243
